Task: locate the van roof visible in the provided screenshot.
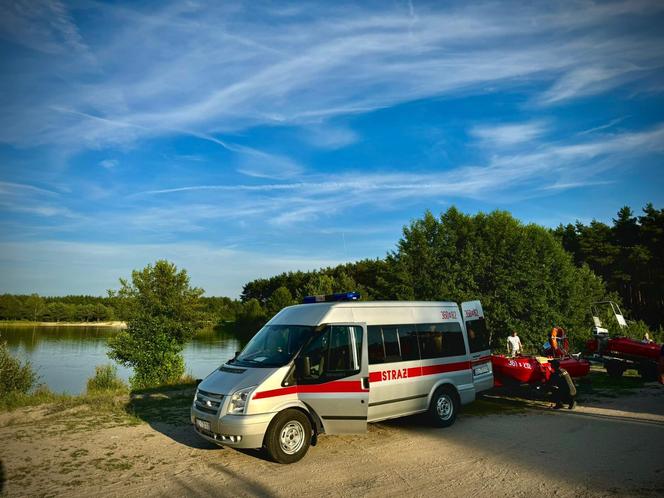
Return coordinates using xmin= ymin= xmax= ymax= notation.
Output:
xmin=268 ymin=300 xmax=460 ymax=327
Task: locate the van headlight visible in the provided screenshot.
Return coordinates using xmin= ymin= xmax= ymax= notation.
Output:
xmin=228 ymin=386 xmax=255 ymax=415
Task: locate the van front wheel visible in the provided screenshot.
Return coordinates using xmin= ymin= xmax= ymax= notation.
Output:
xmin=429 ymin=386 xmax=458 ymax=428
xmin=265 ymin=409 xmax=312 ymax=464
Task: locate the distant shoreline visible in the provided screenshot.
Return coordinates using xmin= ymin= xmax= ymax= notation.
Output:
xmin=0 ymin=320 xmax=127 ymax=328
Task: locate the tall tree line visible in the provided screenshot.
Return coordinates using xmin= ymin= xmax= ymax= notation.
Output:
xmin=239 ymin=207 xmax=608 ymax=351
xmin=0 ymin=293 xmax=239 ymax=324
xmin=553 ymin=203 xmax=663 ymax=331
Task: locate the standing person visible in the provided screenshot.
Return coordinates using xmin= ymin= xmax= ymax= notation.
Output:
xmin=507 ymin=331 xmax=522 ymax=357
xmin=548 ymin=359 xmax=577 ymax=409
xmin=549 ymin=327 xmax=561 ymax=357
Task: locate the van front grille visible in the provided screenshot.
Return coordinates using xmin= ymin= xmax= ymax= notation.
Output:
xmin=195 ymin=389 xmax=223 ymax=415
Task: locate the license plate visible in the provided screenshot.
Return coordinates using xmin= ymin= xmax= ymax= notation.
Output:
xmin=474 ymin=364 xmax=490 ymax=376
xmin=196 ymin=419 xmax=211 ymax=431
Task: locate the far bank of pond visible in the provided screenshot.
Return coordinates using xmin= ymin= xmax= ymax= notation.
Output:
xmin=1 ymin=324 xmax=241 ymax=395
xmin=1 ymin=320 xmax=127 ymax=328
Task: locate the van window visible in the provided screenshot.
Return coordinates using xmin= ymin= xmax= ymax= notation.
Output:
xmin=234 ymin=325 xmax=315 ymax=368
xmin=398 ymin=325 xmax=419 ymax=361
xmin=417 ymin=322 xmax=467 ymax=359
xmin=298 ymin=325 xmax=360 ymax=383
xmin=466 ymin=317 xmax=490 ymax=353
xmin=382 ymin=327 xmax=401 ymax=362
xmin=368 ymin=326 xmax=385 ymax=364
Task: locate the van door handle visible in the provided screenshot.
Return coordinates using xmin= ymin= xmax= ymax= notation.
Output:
xmin=361 ymin=377 xmax=369 ymax=390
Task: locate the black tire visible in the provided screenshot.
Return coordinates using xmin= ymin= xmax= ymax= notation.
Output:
xmin=429 ymin=386 xmax=459 ymax=428
xmin=605 ymin=360 xmax=625 ymax=378
xmin=264 ymin=409 xmax=312 ymax=464
xmin=638 ymin=362 xmax=659 ymax=382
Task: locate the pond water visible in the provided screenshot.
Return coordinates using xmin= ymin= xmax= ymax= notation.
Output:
xmin=1 ymin=325 xmax=243 ymax=394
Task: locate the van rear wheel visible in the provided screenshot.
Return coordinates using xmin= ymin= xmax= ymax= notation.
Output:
xmin=429 ymin=386 xmax=458 ymax=428
xmin=265 ymin=409 xmax=312 ymax=464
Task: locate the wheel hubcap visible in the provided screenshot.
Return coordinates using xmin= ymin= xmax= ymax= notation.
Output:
xmin=436 ymin=395 xmax=453 ymax=420
xmin=279 ymin=420 xmax=305 ymax=455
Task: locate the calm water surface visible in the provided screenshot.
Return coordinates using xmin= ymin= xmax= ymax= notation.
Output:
xmin=1 ymin=325 xmax=242 ymax=394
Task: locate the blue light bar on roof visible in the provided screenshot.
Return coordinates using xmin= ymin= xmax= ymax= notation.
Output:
xmin=302 ymin=291 xmax=361 ymax=304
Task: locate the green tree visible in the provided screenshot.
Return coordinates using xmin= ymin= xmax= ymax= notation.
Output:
xmin=554 ymin=204 xmax=663 ymax=330
xmin=234 ymin=299 xmax=267 ymax=339
xmin=23 ymin=294 xmax=45 ymax=322
xmin=266 ymin=287 xmax=295 ymax=317
xmin=385 ymin=208 xmax=607 ymax=351
xmin=107 ymin=260 xmax=204 ymax=389
xmin=0 ymin=294 xmax=22 ymax=320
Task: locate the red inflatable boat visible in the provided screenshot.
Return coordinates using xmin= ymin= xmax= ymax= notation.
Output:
xmin=491 ymin=354 xmax=590 ymax=387
xmin=585 ymin=336 xmax=661 ymax=361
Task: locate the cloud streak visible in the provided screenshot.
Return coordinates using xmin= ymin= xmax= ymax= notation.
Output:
xmin=128 ymin=122 xmax=664 ymax=227
xmin=2 ymin=1 xmax=663 ymax=150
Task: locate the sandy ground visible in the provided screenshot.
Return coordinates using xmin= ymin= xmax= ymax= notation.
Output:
xmin=1 ymin=385 xmax=663 ymax=498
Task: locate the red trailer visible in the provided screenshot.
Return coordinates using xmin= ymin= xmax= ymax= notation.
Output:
xmin=584 ymin=301 xmax=662 ymax=381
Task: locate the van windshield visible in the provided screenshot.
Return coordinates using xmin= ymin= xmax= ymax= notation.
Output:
xmin=232 ymin=325 xmax=316 ymax=368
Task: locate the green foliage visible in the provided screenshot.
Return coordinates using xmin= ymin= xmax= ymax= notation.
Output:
xmin=0 ymin=293 xmax=118 ymax=322
xmin=554 ymin=203 xmax=663 ymax=330
xmin=234 ymin=299 xmax=268 ymax=339
xmin=266 ymin=286 xmax=295 ymax=317
xmin=0 ymin=341 xmax=38 ymax=396
xmin=242 ymin=207 xmax=611 ymax=353
xmin=107 ymin=260 xmax=203 ymax=389
xmin=86 ymin=364 xmax=127 ymax=393
xmin=383 ymin=208 xmax=607 ymax=351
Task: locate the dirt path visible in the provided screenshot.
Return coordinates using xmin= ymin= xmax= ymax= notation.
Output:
xmin=2 ymin=385 xmax=663 ymax=498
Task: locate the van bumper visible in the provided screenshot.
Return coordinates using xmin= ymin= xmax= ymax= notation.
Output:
xmin=191 ymin=408 xmax=276 ymax=449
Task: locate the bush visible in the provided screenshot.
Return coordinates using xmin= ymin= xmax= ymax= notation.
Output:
xmin=86 ymin=364 xmax=127 ymax=393
xmin=107 ymin=260 xmax=203 ymax=390
xmin=109 ymin=314 xmax=187 ymax=389
xmin=0 ymin=341 xmax=37 ymax=396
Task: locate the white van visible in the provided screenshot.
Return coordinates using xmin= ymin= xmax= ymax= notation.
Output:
xmin=191 ymin=294 xmax=493 ymax=463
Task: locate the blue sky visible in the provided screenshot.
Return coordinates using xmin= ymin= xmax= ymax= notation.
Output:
xmin=1 ymin=0 xmax=663 ymax=297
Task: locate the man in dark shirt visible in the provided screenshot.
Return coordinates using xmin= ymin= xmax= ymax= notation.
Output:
xmin=659 ymin=344 xmax=664 ymax=385
xmin=548 ymin=360 xmax=577 ymax=409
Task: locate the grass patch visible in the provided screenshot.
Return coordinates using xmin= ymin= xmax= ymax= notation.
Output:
xmin=0 ymin=385 xmax=73 ymax=412
xmin=1 ymin=376 xmax=197 ymax=438
xmin=576 ymin=369 xmax=645 ymax=398
xmin=86 ymin=364 xmax=128 ymax=394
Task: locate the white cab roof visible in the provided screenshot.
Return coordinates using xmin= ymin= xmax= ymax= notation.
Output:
xmin=268 ymin=301 xmax=460 ymax=327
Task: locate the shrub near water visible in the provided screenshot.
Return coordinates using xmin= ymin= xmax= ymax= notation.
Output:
xmin=0 ymin=340 xmax=37 ymax=396
xmin=86 ymin=364 xmax=127 ymax=393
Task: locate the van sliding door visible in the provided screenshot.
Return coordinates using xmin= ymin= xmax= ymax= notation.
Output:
xmin=296 ymin=324 xmax=369 ymax=434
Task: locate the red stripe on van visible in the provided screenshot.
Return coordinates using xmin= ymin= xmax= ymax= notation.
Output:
xmin=253 ymin=380 xmax=366 ymax=400
xmin=369 ymin=361 xmax=470 ymax=383
xmin=471 ymin=355 xmax=491 ymax=365
xmin=420 ymin=361 xmax=471 ymax=376
xmin=369 ymin=371 xmax=382 ymax=383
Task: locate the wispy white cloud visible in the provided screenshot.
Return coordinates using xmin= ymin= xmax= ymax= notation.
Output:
xmin=0 ymin=0 xmax=89 ymax=55
xmin=0 ymin=181 xmax=76 ymax=218
xmin=577 ymin=117 xmax=628 ymax=136
xmin=470 ymin=121 xmax=548 ymax=147
xmin=303 ymin=125 xmax=359 ymax=149
xmin=2 ymin=1 xmax=663 ymax=151
xmin=99 ymin=159 xmax=118 ymax=169
xmin=128 ymin=122 xmax=664 ymax=227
